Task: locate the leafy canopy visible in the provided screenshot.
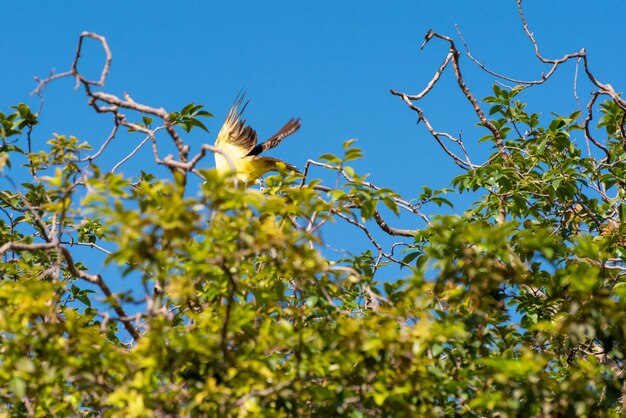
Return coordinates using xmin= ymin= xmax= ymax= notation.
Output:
xmin=1 ymin=27 xmax=626 ymax=418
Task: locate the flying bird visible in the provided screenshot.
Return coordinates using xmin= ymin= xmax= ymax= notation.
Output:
xmin=214 ymin=95 xmax=301 ymax=184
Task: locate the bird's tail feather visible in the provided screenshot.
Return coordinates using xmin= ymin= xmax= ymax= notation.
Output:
xmin=247 ymin=157 xmax=300 ymax=182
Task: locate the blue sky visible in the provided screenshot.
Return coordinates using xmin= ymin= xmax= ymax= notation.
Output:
xmin=2 ymin=2 xmax=626 ymax=277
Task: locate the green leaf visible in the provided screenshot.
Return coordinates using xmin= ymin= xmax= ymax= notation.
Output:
xmin=401 ymin=251 xmax=419 ymax=265
xmin=489 ymin=105 xmax=503 ymax=115
xmin=319 ymin=153 xmax=341 ymax=164
xmin=189 ymin=118 xmax=209 ymax=133
xmin=343 ymin=148 xmax=363 ymax=163
xmin=382 ymin=197 xmax=399 ymax=216
xmin=343 ymin=138 xmax=358 ymax=150
xmin=305 ymin=296 xmax=319 ymax=308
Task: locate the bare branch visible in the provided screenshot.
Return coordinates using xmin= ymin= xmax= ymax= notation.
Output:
xmin=0 ymin=241 xmax=59 ymax=255
xmin=392 ymin=29 xmax=507 ymax=167
xmin=111 ymin=127 xmax=163 ymax=173
xmin=402 ymin=52 xmax=453 ymax=101
xmin=388 ymin=92 xmax=474 ymax=169
xmin=32 ymin=32 xmax=194 ymax=171
xmin=372 ymin=211 xmax=416 ymax=237
xmin=32 ymin=31 xmax=112 ymax=98
xmin=584 ymin=92 xmax=611 ymax=162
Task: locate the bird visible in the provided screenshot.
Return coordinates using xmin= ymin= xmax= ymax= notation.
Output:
xmin=214 ymin=95 xmax=301 ymax=185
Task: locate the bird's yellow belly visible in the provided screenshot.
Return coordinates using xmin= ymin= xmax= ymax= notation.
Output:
xmin=214 ymin=152 xmax=256 ymax=183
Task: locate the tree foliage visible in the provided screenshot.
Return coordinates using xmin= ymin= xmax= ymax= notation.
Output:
xmin=2 ymin=4 xmax=626 ymax=417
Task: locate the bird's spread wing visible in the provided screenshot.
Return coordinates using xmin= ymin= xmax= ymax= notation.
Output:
xmin=214 ymin=95 xmax=259 ymax=159
xmin=248 ymin=118 xmax=301 ymax=156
